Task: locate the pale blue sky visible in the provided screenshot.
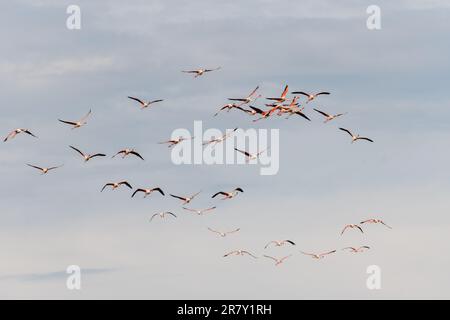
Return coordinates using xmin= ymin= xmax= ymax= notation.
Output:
xmin=1 ymin=0 xmax=450 ymax=299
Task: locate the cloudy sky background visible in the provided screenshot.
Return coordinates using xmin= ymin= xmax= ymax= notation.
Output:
xmin=1 ymin=0 xmax=450 ymax=299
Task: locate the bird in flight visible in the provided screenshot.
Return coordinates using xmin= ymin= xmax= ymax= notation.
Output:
xmin=26 ymin=164 xmax=63 ymax=175
xmin=291 ymin=91 xmax=330 ymax=103
xmin=212 ymin=188 xmax=243 ymax=200
xmin=150 ymin=211 xmax=177 ymax=222
xmin=101 ymin=181 xmax=132 ymax=192
xmin=342 ymin=246 xmax=370 ymax=253
xmin=266 ymin=85 xmax=289 ymax=103
xmin=159 ymin=136 xmax=193 ymax=148
xmin=264 ymin=240 xmax=296 ymax=249
xmin=300 ymin=250 xmax=336 ymax=259
xmin=341 ymin=224 xmax=364 ymax=235
xmin=4 ymin=128 xmax=37 ymax=142
xmin=58 ymin=109 xmax=92 ymax=129
xmin=183 ymin=207 xmax=217 ymax=215
xmin=182 ymin=67 xmax=221 ymax=78
xmin=112 ymin=149 xmax=144 ymax=160
xmin=313 ymin=108 xmax=346 ymax=123
xmin=208 ymin=227 xmax=240 ymax=237
xmin=213 ymin=103 xmax=242 ymax=117
xmin=228 ymin=86 xmax=261 ymax=105
xmin=170 ymin=191 xmax=201 ymax=205
xmin=69 ymin=146 xmax=106 ymax=162
xmin=235 ymin=105 xmax=264 ymax=116
xmin=223 ymin=250 xmax=258 ymax=259
xmin=263 ymin=255 xmax=292 ymax=266
xmin=127 ymin=96 xmax=163 ymax=109
xmin=234 ymin=147 xmax=267 ymax=161
xmin=132 ymin=187 xmax=165 ymax=198
xmin=360 ymin=219 xmax=392 ymax=229
xmin=339 ymin=128 xmax=374 ymax=143
xmin=203 ymin=128 xmax=237 ymax=147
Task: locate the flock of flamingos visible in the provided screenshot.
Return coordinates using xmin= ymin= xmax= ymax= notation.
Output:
xmin=3 ymin=66 xmax=391 ymax=267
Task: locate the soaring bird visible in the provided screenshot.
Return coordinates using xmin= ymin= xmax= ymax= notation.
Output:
xmin=208 ymin=227 xmax=240 ymax=237
xmin=342 ymin=246 xmax=370 ymax=253
xmin=69 ymin=146 xmax=106 ymax=162
xmin=112 ymin=149 xmax=144 ymax=160
xmin=341 ymin=224 xmax=364 ymax=235
xmin=263 ymin=255 xmax=292 ymax=266
xmin=150 ymin=211 xmax=177 ymax=222
xmin=234 ymin=147 xmax=267 ymax=161
xmin=266 ymin=85 xmax=289 ymax=103
xmin=182 ymin=67 xmax=221 ymax=78
xmin=223 ymin=250 xmax=258 ymax=259
xmin=339 ymin=128 xmax=374 ymax=143
xmin=159 ymin=136 xmax=193 ymax=148
xmin=127 ymin=96 xmax=163 ymax=109
xmin=170 ymin=191 xmax=201 ymax=205
xmin=132 ymin=187 xmax=165 ymax=198
xmin=291 ymin=91 xmax=330 ymax=103
xmin=264 ymin=240 xmax=296 ymax=249
xmin=228 ymin=86 xmax=261 ymax=105
xmin=203 ymin=128 xmax=237 ymax=146
xmin=26 ymin=164 xmax=63 ymax=175
xmin=4 ymin=128 xmax=37 ymax=142
xmin=360 ymin=219 xmax=392 ymax=229
xmin=58 ymin=109 xmax=92 ymax=129
xmin=213 ymin=103 xmax=241 ymax=117
xmin=300 ymin=250 xmax=336 ymax=259
xmin=211 ymin=188 xmax=243 ymax=200
xmin=183 ymin=207 xmax=217 ymax=215
xmin=235 ymin=105 xmax=264 ymax=116
xmin=101 ymin=181 xmax=132 ymax=192
xmin=313 ymin=108 xmax=346 ymax=123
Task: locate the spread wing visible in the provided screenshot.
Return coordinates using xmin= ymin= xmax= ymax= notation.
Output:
xmin=339 ymin=128 xmax=354 ymax=137
xmin=128 ymin=96 xmax=145 ymax=105
xmin=130 ymin=151 xmax=145 ymax=160
xmin=69 ymin=145 xmax=85 ymax=157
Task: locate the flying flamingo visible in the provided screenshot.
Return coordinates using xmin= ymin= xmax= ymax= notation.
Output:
xmin=264 ymin=240 xmax=296 ymax=249
xmin=112 ymin=149 xmax=144 ymax=160
xmin=341 ymin=224 xmax=364 ymax=235
xmin=159 ymin=136 xmax=193 ymax=148
xmin=150 ymin=211 xmax=177 ymax=222
xmin=213 ymin=103 xmax=241 ymax=117
xmin=127 ymin=96 xmax=163 ymax=109
xmin=342 ymin=246 xmax=370 ymax=253
xmin=228 ymin=86 xmax=261 ymax=105
xmin=101 ymin=181 xmax=132 ymax=192
xmin=208 ymin=227 xmax=240 ymax=237
xmin=313 ymin=108 xmax=346 ymax=123
xmin=234 ymin=147 xmax=267 ymax=161
xmin=58 ymin=109 xmax=92 ymax=129
xmin=263 ymin=255 xmax=292 ymax=266
xmin=182 ymin=67 xmax=221 ymax=78
xmin=69 ymin=146 xmax=106 ymax=162
xmin=183 ymin=207 xmax=217 ymax=215
xmin=26 ymin=164 xmax=63 ymax=175
xmin=203 ymin=128 xmax=237 ymax=146
xmin=291 ymin=91 xmax=330 ymax=103
xmin=266 ymin=85 xmax=289 ymax=103
xmin=339 ymin=128 xmax=374 ymax=143
xmin=211 ymin=188 xmax=243 ymax=200
xmin=170 ymin=191 xmax=201 ymax=205
xmin=4 ymin=128 xmax=37 ymax=142
xmin=360 ymin=219 xmax=392 ymax=229
xmin=235 ymin=105 xmax=264 ymax=116
xmin=131 ymin=187 xmax=165 ymax=198
xmin=300 ymin=250 xmax=336 ymax=259
xmin=223 ymin=250 xmax=258 ymax=259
